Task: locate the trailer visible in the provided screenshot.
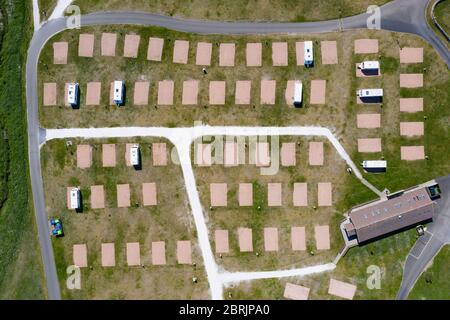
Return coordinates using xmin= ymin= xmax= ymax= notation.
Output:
xmin=67 ymin=83 xmax=79 ymax=106
xmin=130 ymin=144 xmax=140 ymax=166
xmin=362 ymin=160 xmax=387 ymax=173
xmin=357 ymin=88 xmax=383 ymax=98
xmin=293 ymin=81 xmax=303 ymax=107
xmin=69 ymin=187 xmax=81 ymax=210
xmin=304 ymin=41 xmax=314 ymax=67
xmin=113 ymin=80 xmax=125 ymax=106
xmin=358 ymin=61 xmax=380 ymax=71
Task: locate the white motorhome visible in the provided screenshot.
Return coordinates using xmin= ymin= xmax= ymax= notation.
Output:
xmin=357 ymin=88 xmax=383 ymax=98
xmin=358 ymin=61 xmax=380 ymax=71
xmin=304 ymin=41 xmax=314 ymax=66
xmin=113 ymin=80 xmax=124 ymax=106
xmin=130 ymin=144 xmax=140 ymax=166
xmin=293 ymin=81 xmax=303 ymax=107
xmin=69 ymin=187 xmax=81 ymax=210
xmin=362 ymin=160 xmax=387 ymax=173
xmin=67 ymin=83 xmax=79 ymax=106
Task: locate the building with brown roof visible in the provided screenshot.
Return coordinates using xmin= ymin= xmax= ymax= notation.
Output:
xmin=344 ymin=184 xmax=439 ymax=243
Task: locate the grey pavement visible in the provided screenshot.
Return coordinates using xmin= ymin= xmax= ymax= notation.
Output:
xmin=26 ymin=0 xmax=449 ymax=300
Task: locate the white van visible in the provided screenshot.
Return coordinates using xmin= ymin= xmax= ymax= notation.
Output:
xmin=113 ymin=80 xmax=124 ymax=106
xmin=304 ymin=41 xmax=313 ymax=67
xmin=357 ymin=88 xmax=383 ymax=98
xmin=69 ymin=187 xmax=81 ymax=210
xmin=67 ymin=83 xmax=79 ymax=106
xmin=293 ymin=81 xmax=303 ymax=107
xmin=362 ymin=160 xmax=387 ymax=173
xmin=130 ymin=144 xmax=140 ymax=166
xmin=358 ymin=61 xmax=380 ymax=71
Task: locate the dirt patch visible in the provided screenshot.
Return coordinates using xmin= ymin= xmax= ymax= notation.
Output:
xmin=253 ymin=142 xmax=270 ymax=167
xmin=196 ymin=42 xmax=212 ymax=66
xmin=284 ymin=283 xmax=310 ymax=300
xmin=195 ymin=143 xmax=212 ymax=166
xmin=116 ymin=184 xmax=130 ymax=208
xmin=86 ymin=82 xmax=101 ymax=105
xmin=354 ymin=39 xmax=378 ymax=54
xmin=400 ymin=122 xmax=424 ymax=137
xmin=400 ymin=47 xmax=423 ymax=63
xmin=291 ymin=226 xmax=306 ymax=251
xmin=214 ymin=230 xmax=229 ymax=254
xmin=157 ymin=80 xmax=174 ymax=105
xmin=152 ymin=143 xmax=168 ymax=166
xmin=43 ymin=83 xmax=57 ymax=106
xmin=210 ymin=183 xmax=227 ymax=207
xmin=281 ymin=142 xmax=296 ymax=166
xmin=147 ymin=37 xmax=164 ymax=61
xmin=90 ymin=185 xmax=105 ymax=209
xmin=123 ymin=34 xmax=141 ymax=58
xmin=309 ymin=142 xmax=324 ymax=166
xmin=101 ymin=243 xmax=116 ymax=267
xmin=235 ymin=80 xmax=251 ymax=105
xmin=77 ymin=144 xmax=92 ymax=168
xmin=293 ymin=183 xmax=307 ymax=207
xmin=182 ymin=80 xmax=199 ymax=105
xmin=78 ymin=34 xmax=94 ymax=57
xmin=173 ymin=40 xmax=189 ymax=64
xmin=73 ymin=244 xmax=88 ymax=267
xmin=267 ymin=183 xmax=282 ymax=207
xmin=238 ymin=228 xmax=253 ymax=252
xmin=295 ymin=41 xmax=305 ymax=66
xmin=400 ymin=73 xmax=423 ymax=88
xmin=263 ymin=227 xmax=279 ymax=252
xmin=260 ymin=80 xmax=276 ymax=104
xmin=177 ymin=240 xmax=192 ymax=264
xmin=357 ymin=138 xmax=381 ymax=153
xmin=238 ymin=183 xmax=253 ymax=206
xmin=219 ymin=43 xmax=235 ymax=66
xmin=209 ymin=81 xmax=226 ymax=105
xmin=356 ymin=113 xmax=381 ymax=129
xmin=400 ymin=98 xmax=423 ymax=113
xmin=102 ymin=144 xmax=116 ymax=167
xmin=321 ymin=41 xmax=338 ymax=64
xmin=53 ymin=42 xmax=68 ymax=64
xmin=314 ymin=225 xmax=330 ymax=250
xmin=317 ymin=182 xmax=332 ymax=207
xmin=246 ymin=43 xmax=262 ymax=67
xmin=133 ymin=81 xmax=149 ymax=105
xmin=224 ymin=142 xmax=239 ymax=167
xmin=328 ymin=279 xmax=356 ymax=300
xmin=142 ymin=182 xmax=157 ymax=206
xmin=401 ymin=146 xmax=425 ymax=160
xmin=272 ymin=42 xmax=288 ymax=66
xmin=101 ymin=33 xmax=117 ymax=57
xmin=310 ymin=80 xmax=326 ymax=105
xmin=151 ymin=241 xmax=166 ymax=265
xmin=126 ymin=242 xmax=141 ymax=266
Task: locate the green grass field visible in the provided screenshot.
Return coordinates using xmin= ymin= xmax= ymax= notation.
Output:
xmin=73 ymin=0 xmax=390 ymax=22
xmin=408 ymin=245 xmax=450 ymax=299
xmin=0 ymin=0 xmax=45 ymax=299
xmin=434 ymin=0 xmax=450 ymax=34
xmin=38 ymin=0 xmax=57 ymax=21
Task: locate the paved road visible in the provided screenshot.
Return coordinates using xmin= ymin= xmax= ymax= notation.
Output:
xmin=26 ymin=0 xmax=449 ymax=300
xmin=397 ymin=175 xmax=450 ymax=299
